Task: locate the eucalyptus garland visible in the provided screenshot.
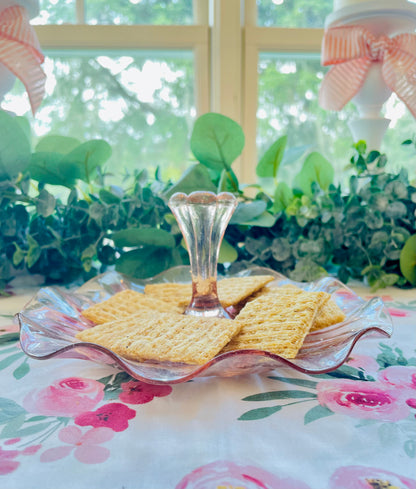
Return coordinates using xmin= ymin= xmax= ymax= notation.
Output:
xmin=0 ymin=111 xmax=415 ymax=292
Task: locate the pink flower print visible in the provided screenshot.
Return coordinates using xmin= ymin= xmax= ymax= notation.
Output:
xmin=0 ymin=323 xmax=19 ymax=334
xmin=364 ymin=294 xmax=394 ymax=302
xmin=23 ymin=377 xmax=104 ymax=417
xmin=175 ymin=460 xmax=312 ymax=489
xmin=119 ymin=380 xmax=172 ymax=404
xmin=329 ymin=465 xmax=416 ymax=489
xmin=345 ymin=354 xmax=379 ymax=374
xmin=40 ymin=426 xmax=114 ymax=465
xmin=387 ymin=307 xmax=409 ymax=317
xmin=74 ymin=402 xmax=136 ymax=432
xmin=378 ymin=366 xmax=416 ymax=390
xmin=21 ymin=445 xmax=42 ymax=456
xmin=0 ymin=447 xmax=20 ymax=475
xmin=317 ymin=379 xmax=410 ymax=421
xmin=406 ymin=398 xmax=416 ymax=409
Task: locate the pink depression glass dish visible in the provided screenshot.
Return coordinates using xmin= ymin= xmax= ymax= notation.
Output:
xmin=17 ymin=265 xmax=393 ymax=385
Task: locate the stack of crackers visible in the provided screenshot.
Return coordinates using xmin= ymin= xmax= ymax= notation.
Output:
xmin=76 ymin=276 xmax=346 ymax=366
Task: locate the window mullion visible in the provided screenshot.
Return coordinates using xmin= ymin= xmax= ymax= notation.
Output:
xmin=209 ymin=0 xmax=242 ymax=123
xmin=76 ymin=0 xmax=85 ymax=24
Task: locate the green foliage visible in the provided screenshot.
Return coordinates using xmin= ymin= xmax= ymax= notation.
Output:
xmin=0 ymin=110 xmax=415 ymax=291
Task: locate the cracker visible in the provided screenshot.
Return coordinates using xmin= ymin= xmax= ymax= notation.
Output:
xmin=253 ymin=284 xmax=345 ymax=331
xmin=81 ymin=289 xmax=182 ymax=324
xmin=76 ymin=310 xmax=242 ymax=365
xmin=144 ymin=283 xmax=191 ymax=309
xmin=222 ymin=290 xmax=330 ymax=358
xmin=144 ymin=275 xmax=275 ymax=309
xmin=310 ymin=298 xmax=346 ymax=331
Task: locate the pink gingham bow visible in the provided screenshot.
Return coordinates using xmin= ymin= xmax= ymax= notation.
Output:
xmin=0 ymin=5 xmax=45 ymax=114
xmin=319 ymin=25 xmax=416 ymax=118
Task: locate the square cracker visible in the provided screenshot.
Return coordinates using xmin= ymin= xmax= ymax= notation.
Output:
xmin=76 ymin=309 xmax=242 ymax=365
xmin=254 ymin=284 xmax=345 ymax=331
xmin=310 ymin=297 xmax=346 ymax=331
xmin=144 ymin=275 xmax=275 ymax=309
xmin=81 ymin=289 xmax=182 ymax=324
xmin=222 ymin=289 xmax=330 ymax=358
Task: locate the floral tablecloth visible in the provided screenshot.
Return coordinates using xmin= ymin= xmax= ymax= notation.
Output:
xmin=1 ymin=284 xmax=415 ymax=489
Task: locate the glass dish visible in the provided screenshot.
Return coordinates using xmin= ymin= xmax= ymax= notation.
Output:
xmin=17 ymin=265 xmax=393 ymax=385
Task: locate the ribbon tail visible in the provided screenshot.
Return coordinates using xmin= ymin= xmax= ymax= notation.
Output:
xmin=0 ymin=38 xmax=46 ymax=114
xmin=319 ymin=58 xmax=372 ymax=111
xmin=382 ymin=51 xmax=416 ymax=119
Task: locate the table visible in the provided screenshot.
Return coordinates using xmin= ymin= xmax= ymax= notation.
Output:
xmin=1 ymin=283 xmax=415 ymax=489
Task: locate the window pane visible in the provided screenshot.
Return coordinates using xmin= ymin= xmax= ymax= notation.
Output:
xmin=86 ymin=0 xmax=194 ymax=25
xmin=4 ymin=51 xmax=196 ymax=183
xmin=32 ymin=0 xmax=77 ymax=25
xmin=257 ymin=53 xmax=415 ymax=184
xmin=257 ymin=0 xmax=333 ymax=28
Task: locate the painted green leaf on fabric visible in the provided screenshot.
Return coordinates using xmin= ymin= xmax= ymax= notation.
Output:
xmin=190 ymin=113 xmax=245 ymax=173
xmin=238 ymin=405 xmax=282 ymax=421
xmin=0 ymin=352 xmax=24 ymax=370
xmin=242 ymin=390 xmax=317 ymax=402
xmin=0 ymin=398 xmax=26 ymax=425
xmin=0 ymin=333 xmax=20 ymax=345
xmin=267 ymin=375 xmax=318 ymax=389
xmin=304 ymin=404 xmax=335 ymax=424
xmin=13 ymin=360 xmax=30 ymax=380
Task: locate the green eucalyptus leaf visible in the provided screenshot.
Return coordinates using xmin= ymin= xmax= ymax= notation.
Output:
xmin=99 ymin=189 xmax=121 ymax=204
xmin=256 ymin=135 xmax=287 ymax=178
xmin=242 ymin=212 xmax=277 ymax=228
xmin=400 ymin=234 xmax=416 ymax=285
xmin=164 ymin=164 xmax=216 ymax=198
xmin=218 ymin=168 xmax=240 ymax=193
xmin=29 ymin=152 xmax=79 ymax=187
xmin=12 ymin=244 xmax=25 ymax=267
xmin=0 ymin=111 xmax=31 ymax=179
xmin=190 ymin=113 xmax=245 ymax=172
xmin=36 ymin=189 xmax=56 ymax=218
xmin=14 ymin=116 xmax=31 ymax=142
xmin=112 ymin=228 xmax=175 ymax=249
xmin=35 ymin=135 xmax=80 ymax=154
xmin=61 ymin=140 xmax=112 ymax=183
xmin=218 ymin=239 xmax=238 ymax=264
xmin=273 ymin=181 xmax=294 ymax=213
xmin=115 ymin=247 xmax=172 ymax=278
xmin=230 ymin=200 xmax=267 ymax=224
xmin=26 ymin=235 xmax=41 ymax=269
xmin=294 ymin=152 xmax=334 ymax=196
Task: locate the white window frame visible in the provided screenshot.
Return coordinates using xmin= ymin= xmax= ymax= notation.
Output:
xmin=34 ymin=0 xmax=325 ymax=183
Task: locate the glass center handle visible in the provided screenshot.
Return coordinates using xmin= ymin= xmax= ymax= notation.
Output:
xmin=168 ymin=191 xmax=237 ymax=318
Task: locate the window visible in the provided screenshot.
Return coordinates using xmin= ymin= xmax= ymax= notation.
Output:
xmin=3 ymin=0 xmax=415 ymax=186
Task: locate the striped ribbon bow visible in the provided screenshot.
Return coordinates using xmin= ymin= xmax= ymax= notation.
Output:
xmin=319 ymin=25 xmax=416 ymax=118
xmin=0 ymin=5 xmax=45 ymax=114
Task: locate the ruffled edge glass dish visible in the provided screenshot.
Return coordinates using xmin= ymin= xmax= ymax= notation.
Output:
xmin=17 ymin=265 xmax=393 ymax=385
